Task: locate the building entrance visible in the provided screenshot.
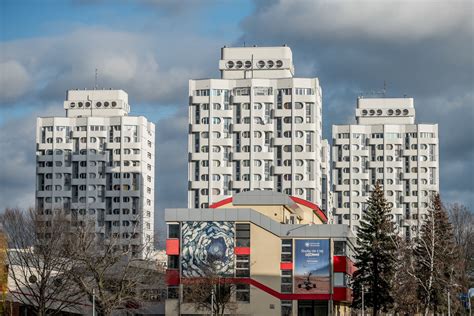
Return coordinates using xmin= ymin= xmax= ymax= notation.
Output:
xmin=298 ymin=300 xmax=328 ymax=316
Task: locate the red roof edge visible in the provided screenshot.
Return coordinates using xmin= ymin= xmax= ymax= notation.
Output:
xmin=210 ymin=195 xmax=327 ymax=223
xmin=290 ymin=196 xmax=328 ymax=223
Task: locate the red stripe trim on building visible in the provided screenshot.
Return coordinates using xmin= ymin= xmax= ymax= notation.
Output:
xmin=280 ymin=262 xmax=293 ymax=270
xmin=234 ymin=247 xmax=251 ymax=255
xmin=289 ymin=196 xmax=328 ymax=223
xmin=180 ymin=277 xmax=351 ymax=302
xmin=209 ymin=197 xmax=233 ymax=208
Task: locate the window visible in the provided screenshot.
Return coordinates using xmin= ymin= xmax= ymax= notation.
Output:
xmin=236 ymin=223 xmax=250 ymax=247
xmin=167 ymin=286 xmax=179 ymax=299
xmin=234 ymin=87 xmax=250 ymax=96
xmin=195 ymin=89 xmax=210 ymax=96
xmin=236 ymin=284 xmax=250 ymax=302
xmin=295 ymin=88 xmax=314 ymax=95
xmin=334 ymin=241 xmax=346 ymax=256
xmin=281 ymin=239 xmax=292 ymax=262
xmin=282 ymin=300 xmax=293 ymax=316
xmin=281 ymin=270 xmax=293 ymax=293
xmin=334 ymin=272 xmax=348 ymax=287
xmin=168 ymin=255 xmax=179 ymax=269
xmin=254 ymin=87 xmax=273 ymax=96
xmin=168 ymin=224 xmax=180 ymax=238
xmin=236 ymin=255 xmax=250 ymax=277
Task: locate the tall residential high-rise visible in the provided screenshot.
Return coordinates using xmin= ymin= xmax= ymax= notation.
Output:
xmin=36 ymin=89 xmax=155 ymax=256
xmin=321 ymin=139 xmax=333 ymax=222
xmin=332 ymin=97 xmax=439 ymax=239
xmin=187 ymin=46 xmax=323 ymax=208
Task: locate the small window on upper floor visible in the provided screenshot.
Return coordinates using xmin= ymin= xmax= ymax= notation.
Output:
xmin=168 ymin=223 xmax=180 ymax=239
xmin=334 ymin=241 xmax=346 ymax=256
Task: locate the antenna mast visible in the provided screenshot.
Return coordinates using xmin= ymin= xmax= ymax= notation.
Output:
xmin=94 ymin=68 xmax=98 ymax=90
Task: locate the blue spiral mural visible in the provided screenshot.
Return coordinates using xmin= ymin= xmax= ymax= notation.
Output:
xmin=181 ymin=221 xmax=235 ymax=277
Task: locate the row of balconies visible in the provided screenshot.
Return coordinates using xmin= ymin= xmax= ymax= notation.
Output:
xmin=191 ymin=94 xmax=318 ymax=105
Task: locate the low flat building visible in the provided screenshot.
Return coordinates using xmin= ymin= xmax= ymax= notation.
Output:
xmin=165 ymin=191 xmax=355 ymax=315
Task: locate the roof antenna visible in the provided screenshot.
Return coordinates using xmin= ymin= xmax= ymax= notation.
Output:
xmin=383 ymin=80 xmax=387 ymax=97
xmin=243 ymin=41 xmax=246 ymax=47
xmin=95 ymin=68 xmax=98 ymax=90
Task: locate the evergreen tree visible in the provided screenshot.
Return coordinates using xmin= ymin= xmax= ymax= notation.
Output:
xmin=352 ymin=182 xmax=397 ymax=316
xmin=413 ymin=193 xmax=459 ymax=316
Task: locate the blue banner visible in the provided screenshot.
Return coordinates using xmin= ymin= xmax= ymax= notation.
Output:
xmin=294 ymin=239 xmax=330 ymax=294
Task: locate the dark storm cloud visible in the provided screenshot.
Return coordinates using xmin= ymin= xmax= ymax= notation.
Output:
xmin=239 ymin=0 xmax=474 ymax=207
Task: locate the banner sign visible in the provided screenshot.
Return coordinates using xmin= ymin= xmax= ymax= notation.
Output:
xmin=294 ymin=239 xmax=330 ymax=294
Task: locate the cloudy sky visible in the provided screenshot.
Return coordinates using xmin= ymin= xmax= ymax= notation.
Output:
xmin=1 ymin=0 xmax=473 ymax=239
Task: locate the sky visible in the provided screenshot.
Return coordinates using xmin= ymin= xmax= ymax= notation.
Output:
xmin=1 ymin=0 xmax=473 ymax=241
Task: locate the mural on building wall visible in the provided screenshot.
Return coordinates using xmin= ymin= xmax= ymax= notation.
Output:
xmin=181 ymin=221 xmax=235 ymax=277
xmin=294 ymin=239 xmax=330 ymax=294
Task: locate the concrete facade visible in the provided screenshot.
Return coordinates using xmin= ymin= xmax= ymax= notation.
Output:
xmin=165 ymin=191 xmax=355 ymax=316
xmin=188 ymin=46 xmax=323 ymax=209
xmin=35 ymin=89 xmax=155 ymax=255
xmin=332 ymin=97 xmax=439 ymax=238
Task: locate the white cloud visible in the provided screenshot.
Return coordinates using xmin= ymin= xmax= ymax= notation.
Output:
xmin=0 ymin=27 xmax=220 ymax=107
xmin=0 ymin=60 xmax=31 ymax=102
xmin=248 ymin=0 xmax=473 ymax=41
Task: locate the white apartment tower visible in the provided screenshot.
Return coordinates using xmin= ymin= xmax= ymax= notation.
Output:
xmin=36 ymin=89 xmax=155 ymax=256
xmin=188 ymin=46 xmax=323 ymax=208
xmin=321 ymin=139 xmax=333 ymax=222
xmin=332 ymin=97 xmax=439 ymax=239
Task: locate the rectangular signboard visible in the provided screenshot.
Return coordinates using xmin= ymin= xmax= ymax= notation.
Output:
xmin=294 ymin=239 xmax=330 ymax=294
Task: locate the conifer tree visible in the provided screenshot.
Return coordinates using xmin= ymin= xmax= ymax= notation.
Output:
xmin=351 ymin=182 xmax=397 ymax=316
xmin=413 ymin=193 xmax=459 ymax=316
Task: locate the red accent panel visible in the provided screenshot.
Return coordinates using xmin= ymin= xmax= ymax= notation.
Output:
xmin=209 ymin=197 xmax=233 ymax=209
xmin=290 ymin=196 xmax=328 ymax=223
xmin=234 ymin=247 xmax=251 ymax=255
xmin=166 ymin=269 xmax=180 ymax=285
xmin=280 ymin=262 xmax=293 ymax=270
xmin=166 ymin=239 xmax=179 ymax=255
xmin=334 ymin=287 xmax=352 ymax=302
xmin=333 ymin=256 xmax=347 ymax=273
xmin=183 ymin=277 xmax=346 ymax=301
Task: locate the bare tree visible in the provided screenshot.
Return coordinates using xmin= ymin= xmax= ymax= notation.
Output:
xmin=63 ymin=218 xmax=164 ymax=316
xmin=447 ymin=203 xmax=474 ymax=287
xmin=182 ymin=260 xmax=238 ymax=315
xmin=412 ymin=194 xmax=460 ymax=316
xmin=1 ymin=208 xmax=83 ymax=316
xmin=391 ymin=237 xmax=421 ymax=315
xmin=1 ymin=231 xmax=9 ymax=315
